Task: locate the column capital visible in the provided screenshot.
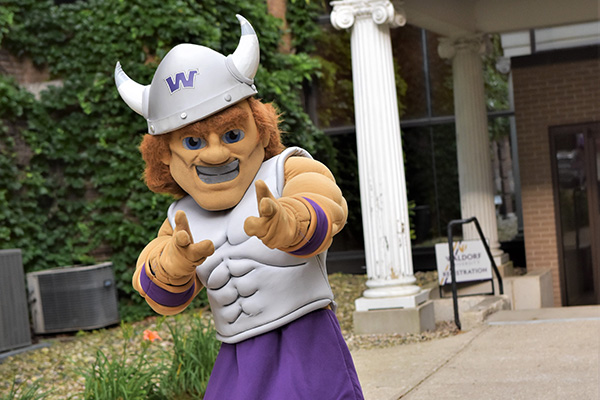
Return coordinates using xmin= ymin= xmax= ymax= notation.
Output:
xmin=438 ymin=33 xmax=490 ymax=60
xmin=330 ymin=0 xmax=406 ymax=30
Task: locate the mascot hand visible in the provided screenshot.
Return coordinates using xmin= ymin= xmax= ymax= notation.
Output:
xmin=244 ymin=180 xmax=299 ymax=250
xmin=157 ymin=210 xmax=214 ymax=280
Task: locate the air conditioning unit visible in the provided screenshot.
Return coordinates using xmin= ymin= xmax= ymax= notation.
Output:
xmin=0 ymin=249 xmax=32 ymax=352
xmin=27 ymin=262 xmax=120 ymax=334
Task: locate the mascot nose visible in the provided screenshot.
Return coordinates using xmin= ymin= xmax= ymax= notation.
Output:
xmin=200 ymin=138 xmax=231 ymax=165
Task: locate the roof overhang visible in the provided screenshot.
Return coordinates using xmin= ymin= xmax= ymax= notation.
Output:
xmin=401 ymin=0 xmax=600 ymax=37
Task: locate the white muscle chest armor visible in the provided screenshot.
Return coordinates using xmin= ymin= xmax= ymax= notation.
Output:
xmin=168 ymin=147 xmax=334 ymax=343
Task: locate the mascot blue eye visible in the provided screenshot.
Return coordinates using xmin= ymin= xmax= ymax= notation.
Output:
xmin=222 ymin=129 xmax=245 ymax=144
xmin=183 ymin=137 xmax=206 ymax=150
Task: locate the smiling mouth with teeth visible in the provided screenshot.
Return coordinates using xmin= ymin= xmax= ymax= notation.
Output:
xmin=195 ymin=159 xmax=240 ymax=184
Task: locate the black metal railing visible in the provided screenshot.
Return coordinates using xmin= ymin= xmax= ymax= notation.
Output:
xmin=447 ymin=217 xmax=504 ymax=330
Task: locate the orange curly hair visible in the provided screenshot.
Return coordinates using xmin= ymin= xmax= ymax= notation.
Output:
xmin=139 ymin=97 xmax=285 ymax=197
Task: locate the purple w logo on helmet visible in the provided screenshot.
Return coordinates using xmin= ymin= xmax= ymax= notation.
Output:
xmin=165 ymin=70 xmax=198 ymax=93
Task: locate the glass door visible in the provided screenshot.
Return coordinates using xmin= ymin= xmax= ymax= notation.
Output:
xmin=550 ymin=122 xmax=600 ymax=306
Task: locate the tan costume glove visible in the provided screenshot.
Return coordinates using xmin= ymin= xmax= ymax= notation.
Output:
xmin=244 ymin=180 xmax=310 ymax=251
xmin=148 ymin=210 xmax=215 ymax=285
xmin=133 ymin=211 xmax=213 ymax=315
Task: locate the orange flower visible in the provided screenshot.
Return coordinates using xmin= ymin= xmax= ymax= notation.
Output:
xmin=143 ymin=329 xmax=162 ymax=342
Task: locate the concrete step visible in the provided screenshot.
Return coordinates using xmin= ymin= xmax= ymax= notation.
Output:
xmin=432 ymin=295 xmax=511 ymax=330
xmin=487 ymin=305 xmax=600 ymax=325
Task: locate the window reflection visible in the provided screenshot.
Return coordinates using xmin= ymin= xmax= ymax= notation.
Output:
xmin=596 ymin=136 xmax=600 ymax=214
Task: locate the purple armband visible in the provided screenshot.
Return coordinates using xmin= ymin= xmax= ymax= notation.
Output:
xmin=290 ymin=197 xmax=329 ymax=256
xmin=140 ymin=264 xmax=195 ymax=308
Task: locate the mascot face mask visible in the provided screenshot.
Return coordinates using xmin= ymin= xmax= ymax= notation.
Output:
xmin=114 ymin=15 xmax=266 ymax=210
xmin=163 ymin=100 xmax=269 ymax=210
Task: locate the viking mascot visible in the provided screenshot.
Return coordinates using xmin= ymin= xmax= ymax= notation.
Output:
xmin=115 ymin=15 xmax=364 ymax=399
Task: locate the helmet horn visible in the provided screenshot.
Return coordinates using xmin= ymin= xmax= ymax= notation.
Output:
xmin=114 ymin=61 xmax=146 ymax=116
xmin=229 ymin=15 xmax=260 ymax=80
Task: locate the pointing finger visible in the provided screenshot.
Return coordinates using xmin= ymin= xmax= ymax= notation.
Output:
xmin=259 ymin=197 xmax=278 ymax=218
xmin=174 ymin=211 xmax=192 ymax=236
xmin=175 ymin=230 xmax=191 ymax=247
xmin=255 ymin=180 xmax=276 ymax=204
xmin=188 ymin=239 xmax=215 ymax=262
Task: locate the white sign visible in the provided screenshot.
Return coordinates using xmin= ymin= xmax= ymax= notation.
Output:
xmin=435 ymin=240 xmax=493 ymax=285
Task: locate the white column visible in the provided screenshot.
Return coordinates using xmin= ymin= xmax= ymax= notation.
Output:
xmin=331 ymin=0 xmax=425 ymax=311
xmin=438 ymin=35 xmax=507 ymax=263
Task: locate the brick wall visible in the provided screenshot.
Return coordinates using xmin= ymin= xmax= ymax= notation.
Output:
xmin=0 ymin=49 xmax=50 ymax=84
xmin=512 ymin=52 xmax=600 ymax=306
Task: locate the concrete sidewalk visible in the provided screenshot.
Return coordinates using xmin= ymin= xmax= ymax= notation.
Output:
xmin=351 ymin=306 xmax=600 ymax=400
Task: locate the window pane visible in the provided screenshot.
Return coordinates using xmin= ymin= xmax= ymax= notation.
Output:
xmin=391 ymin=24 xmax=427 ymax=119
xmin=403 ymin=124 xmax=460 ymax=240
xmin=426 ymin=31 xmax=454 ymax=117
xmin=313 ymin=25 xmax=355 ymax=128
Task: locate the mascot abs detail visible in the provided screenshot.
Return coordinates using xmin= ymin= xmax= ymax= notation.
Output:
xmin=115 ymin=15 xmax=364 ymax=400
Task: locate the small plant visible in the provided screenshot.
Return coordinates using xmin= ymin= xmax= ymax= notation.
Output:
xmin=81 ymin=323 xmax=165 ymax=400
xmin=77 ymin=313 xmax=219 ymax=399
xmin=158 ymin=312 xmax=220 ymax=399
xmin=1 ymin=379 xmax=50 ymax=400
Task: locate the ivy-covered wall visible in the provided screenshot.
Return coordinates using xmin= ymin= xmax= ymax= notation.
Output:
xmin=0 ymin=0 xmax=329 ymax=320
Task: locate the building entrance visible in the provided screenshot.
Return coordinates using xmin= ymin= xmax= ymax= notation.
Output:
xmin=550 ymin=122 xmax=600 ymax=305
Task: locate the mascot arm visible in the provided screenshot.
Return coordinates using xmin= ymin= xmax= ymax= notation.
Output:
xmin=244 ymin=156 xmax=348 ymax=258
xmin=133 ymin=212 xmax=214 ymax=315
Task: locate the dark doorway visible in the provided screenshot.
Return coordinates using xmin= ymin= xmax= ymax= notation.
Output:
xmin=550 ymin=122 xmax=600 ymax=305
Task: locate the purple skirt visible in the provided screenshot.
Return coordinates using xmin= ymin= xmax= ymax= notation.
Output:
xmin=204 ymin=309 xmax=364 ymax=400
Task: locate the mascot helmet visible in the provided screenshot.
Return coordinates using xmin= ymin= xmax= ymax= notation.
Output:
xmin=114 ymin=15 xmax=259 ymax=135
